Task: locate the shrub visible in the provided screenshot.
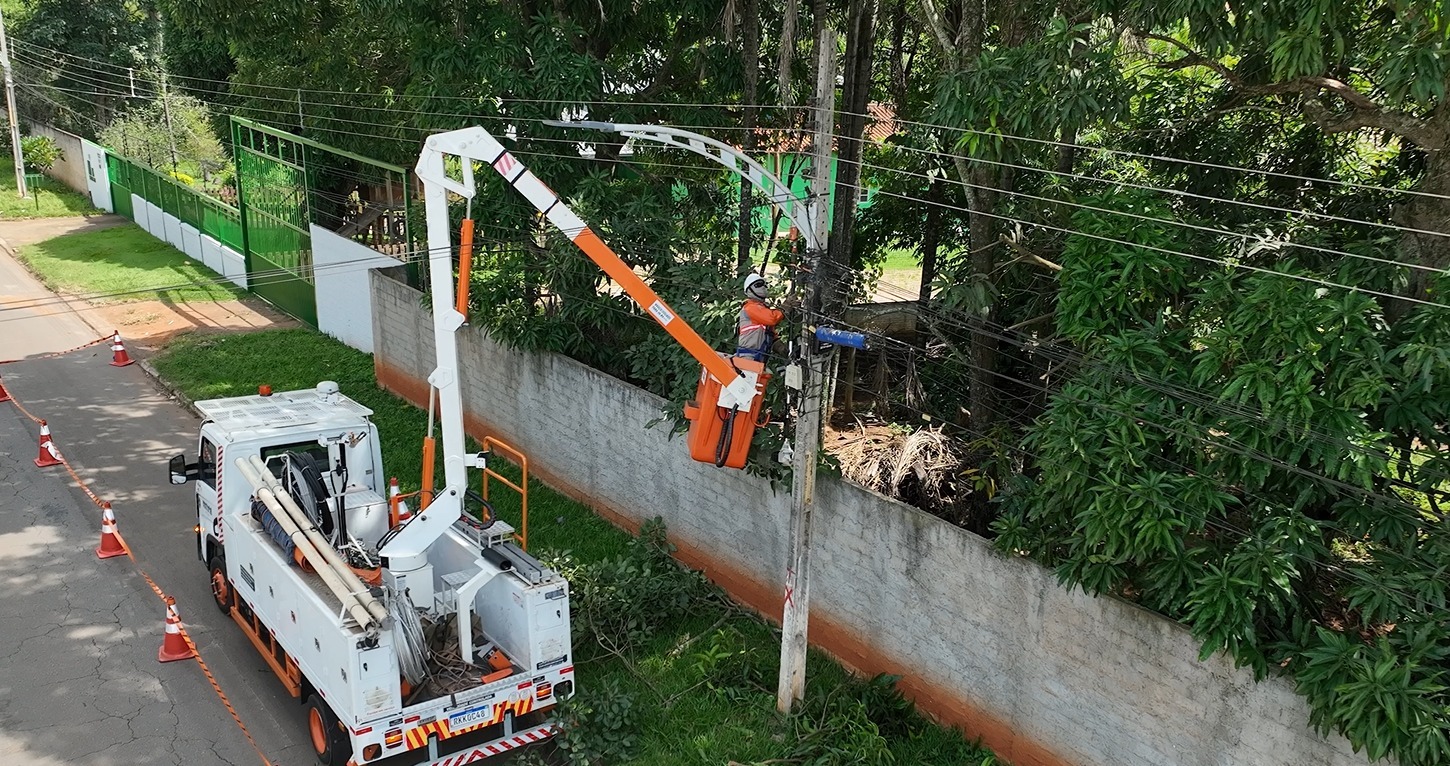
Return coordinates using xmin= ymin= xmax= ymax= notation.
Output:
xmin=21 ymin=135 xmax=63 ymax=172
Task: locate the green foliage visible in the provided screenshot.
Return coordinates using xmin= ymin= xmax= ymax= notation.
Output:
xmin=20 ymin=134 xmax=63 ymax=172
xmin=997 ymin=193 xmax=1450 ymax=762
xmin=551 ymin=517 xmax=708 ymax=655
xmin=554 ymin=677 xmax=640 ymax=766
xmin=98 ymin=93 xmax=232 ymax=191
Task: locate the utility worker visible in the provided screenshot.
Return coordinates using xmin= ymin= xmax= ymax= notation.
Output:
xmin=736 ymin=273 xmax=787 ymax=362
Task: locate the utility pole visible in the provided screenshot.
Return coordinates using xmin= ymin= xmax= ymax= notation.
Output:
xmin=776 ymin=18 xmax=836 ymax=715
xmin=160 ymin=79 xmax=179 ymax=177
xmin=0 ymin=5 xmax=28 ymax=199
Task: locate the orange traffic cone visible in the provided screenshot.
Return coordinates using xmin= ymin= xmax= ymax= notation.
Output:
xmin=34 ymin=420 xmax=62 ymax=468
xmin=0 ymin=374 xmax=10 ymax=403
xmin=109 ymin=331 xmax=135 ymax=368
xmin=157 ymin=597 xmax=194 ymax=663
xmin=96 ymin=501 xmax=127 ymax=559
xmin=389 ymin=477 xmax=412 ymax=525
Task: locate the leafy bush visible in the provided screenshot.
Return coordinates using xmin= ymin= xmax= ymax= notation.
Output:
xmin=21 ymin=135 xmax=63 ymax=172
xmin=553 ymin=677 xmax=639 ymax=766
xmin=995 ymin=194 xmax=1450 ymax=765
xmin=550 ymin=517 xmax=707 ymax=655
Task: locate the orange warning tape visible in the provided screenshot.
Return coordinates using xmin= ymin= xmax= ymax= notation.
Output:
xmin=0 ymin=332 xmax=111 ymax=365
xmin=3 ymin=369 xmax=275 ymax=766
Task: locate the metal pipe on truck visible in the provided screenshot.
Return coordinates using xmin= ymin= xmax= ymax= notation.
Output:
xmin=235 ymin=458 xmax=387 ymax=629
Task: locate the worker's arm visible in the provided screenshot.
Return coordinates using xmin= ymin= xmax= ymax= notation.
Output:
xmin=744 ymin=301 xmax=785 ymax=328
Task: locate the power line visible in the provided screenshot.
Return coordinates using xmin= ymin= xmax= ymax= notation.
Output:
xmin=21 ymin=67 xmax=1443 ymax=316
xmin=15 ymin=34 xmax=1449 ymax=205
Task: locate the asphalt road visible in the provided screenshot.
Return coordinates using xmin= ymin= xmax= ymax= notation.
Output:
xmin=0 ymin=241 xmax=315 ymax=765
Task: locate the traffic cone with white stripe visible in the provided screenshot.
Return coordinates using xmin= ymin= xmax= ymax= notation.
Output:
xmin=96 ymin=501 xmax=127 ymax=559
xmin=109 ymin=331 xmax=135 ymax=368
xmin=157 ymin=597 xmax=194 ymax=663
xmin=0 ymin=374 xmax=10 ymax=403
xmin=34 ymin=420 xmax=62 ymax=468
xmin=389 ymin=477 xmax=412 ymax=525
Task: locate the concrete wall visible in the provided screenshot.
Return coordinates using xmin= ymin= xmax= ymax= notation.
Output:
xmin=311 ymin=226 xmax=402 ymax=353
xmin=369 ymin=273 xmax=1370 ymax=766
xmin=21 ymin=121 xmax=87 ymax=195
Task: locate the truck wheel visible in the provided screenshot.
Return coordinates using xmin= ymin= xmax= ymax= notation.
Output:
xmin=305 ymin=694 xmax=347 ymax=766
xmin=209 ymin=555 xmax=233 ymax=615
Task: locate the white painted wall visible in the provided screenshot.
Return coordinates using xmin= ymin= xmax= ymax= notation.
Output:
xmin=163 ymin=214 xmax=183 ymax=251
xmin=201 ymin=236 xmax=223 ymax=275
xmin=181 ymin=224 xmax=203 ymax=262
xmin=221 ymin=246 xmax=248 ymax=289
xmin=131 ymin=194 xmax=149 ymax=231
xmin=145 ymin=202 xmax=164 ymax=239
xmin=311 ymin=225 xmax=401 ymax=353
xmin=81 ymin=140 xmax=112 ymax=213
xmin=22 ymin=121 xmax=87 ymax=195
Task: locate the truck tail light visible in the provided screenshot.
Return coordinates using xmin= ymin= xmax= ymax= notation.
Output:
xmin=384 ymin=729 xmax=403 ymax=748
xmin=536 ymin=682 xmax=552 ymax=700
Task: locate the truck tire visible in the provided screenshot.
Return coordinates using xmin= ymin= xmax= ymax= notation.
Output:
xmin=209 ymin=555 xmax=233 ymax=615
xmin=305 ymin=694 xmax=348 ymax=766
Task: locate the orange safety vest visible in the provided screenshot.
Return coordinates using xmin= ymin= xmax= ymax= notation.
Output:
xmin=736 ymin=299 xmax=785 ymax=358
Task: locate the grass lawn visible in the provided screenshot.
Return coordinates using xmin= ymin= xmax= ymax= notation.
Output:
xmin=0 ymin=156 xmax=101 ymax=219
xmin=879 ymin=244 xmax=920 ymax=272
xmin=152 ymin=328 xmax=1000 ymax=766
xmin=16 ymin=223 xmax=241 ymax=303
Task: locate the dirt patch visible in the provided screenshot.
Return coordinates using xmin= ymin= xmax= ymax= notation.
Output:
xmin=92 ymin=298 xmax=298 ymax=352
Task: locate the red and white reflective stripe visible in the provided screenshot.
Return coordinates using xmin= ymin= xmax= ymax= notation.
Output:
xmin=419 ymin=724 xmax=556 ymax=766
xmin=101 ymin=505 xmax=118 ymax=532
xmin=485 ymin=155 xmax=588 ymax=241
xmin=214 ymin=446 xmax=225 ymax=543
xmin=739 ymin=323 xmax=765 ymax=335
xmin=165 ymin=610 xmax=183 ymax=634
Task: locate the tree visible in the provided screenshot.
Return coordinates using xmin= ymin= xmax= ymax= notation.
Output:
xmin=11 ymin=0 xmax=161 ymax=133
xmin=1103 ymin=0 xmax=1450 ymax=305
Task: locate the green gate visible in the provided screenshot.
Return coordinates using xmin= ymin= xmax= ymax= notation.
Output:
xmin=105 ymin=153 xmax=135 ymax=220
xmin=233 ymin=119 xmax=317 ymax=325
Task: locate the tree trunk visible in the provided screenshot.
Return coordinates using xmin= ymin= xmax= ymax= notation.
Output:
xmin=823 ymin=0 xmax=879 ymax=319
xmin=916 ymin=178 xmax=942 ymax=341
xmin=736 ymin=0 xmax=761 ymax=273
xmin=967 ymin=169 xmax=998 ymax=432
xmin=1397 ymin=141 xmax=1450 ymax=312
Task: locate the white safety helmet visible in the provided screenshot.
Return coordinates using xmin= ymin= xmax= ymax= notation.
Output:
xmin=743 ymin=273 xmax=768 ymax=299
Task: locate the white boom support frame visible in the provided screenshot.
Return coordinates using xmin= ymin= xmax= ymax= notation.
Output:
xmin=381 ymin=127 xmax=761 ymax=558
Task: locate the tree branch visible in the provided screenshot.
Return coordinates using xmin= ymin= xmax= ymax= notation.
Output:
xmin=1134 ymin=30 xmax=1439 ymax=149
xmin=916 ymin=0 xmax=959 ymax=67
xmin=999 ymin=235 xmax=1062 ymax=271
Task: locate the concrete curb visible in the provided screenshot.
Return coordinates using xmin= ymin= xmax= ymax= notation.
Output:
xmin=137 ymin=358 xmax=202 ymax=418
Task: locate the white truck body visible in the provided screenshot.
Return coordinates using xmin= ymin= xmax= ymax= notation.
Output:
xmin=191 ymin=384 xmax=573 ymax=765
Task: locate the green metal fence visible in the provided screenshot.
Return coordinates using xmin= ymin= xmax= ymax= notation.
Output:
xmin=104 ymin=153 xmax=242 ymax=252
xmin=100 ymin=120 xmax=415 ymax=329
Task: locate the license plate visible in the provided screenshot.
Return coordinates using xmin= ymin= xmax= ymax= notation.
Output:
xmin=448 ymin=705 xmax=490 ymax=729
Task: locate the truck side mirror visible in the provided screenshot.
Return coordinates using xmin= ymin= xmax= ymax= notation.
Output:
xmin=169 ymin=454 xmax=199 ymax=485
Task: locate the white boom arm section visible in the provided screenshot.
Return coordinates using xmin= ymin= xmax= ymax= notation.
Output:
xmin=380 ymin=127 xmax=760 ymax=558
